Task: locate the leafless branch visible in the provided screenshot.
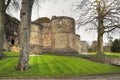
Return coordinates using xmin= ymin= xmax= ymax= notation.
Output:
xmin=5 ymin=0 xmax=11 ymax=9
xmin=75 ymin=0 xmax=120 ymax=33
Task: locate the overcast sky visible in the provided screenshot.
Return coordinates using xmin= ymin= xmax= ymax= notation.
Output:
xmin=8 ymin=0 xmax=120 ymax=43
xmin=34 ymin=0 xmax=99 ymax=43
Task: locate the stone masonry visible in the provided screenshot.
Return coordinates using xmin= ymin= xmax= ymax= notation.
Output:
xmin=29 ymin=16 xmax=81 ymax=55
xmin=5 ymin=15 xmax=83 ymax=55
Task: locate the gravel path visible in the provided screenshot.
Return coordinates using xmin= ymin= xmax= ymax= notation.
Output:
xmin=0 ymin=73 xmax=120 ymax=80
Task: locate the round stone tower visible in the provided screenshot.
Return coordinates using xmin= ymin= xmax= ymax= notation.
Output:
xmin=51 ymin=16 xmax=75 ymax=34
xmin=51 ymin=16 xmax=78 ymax=55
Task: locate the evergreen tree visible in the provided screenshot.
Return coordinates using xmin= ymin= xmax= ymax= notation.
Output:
xmin=111 ymin=39 xmax=120 ymax=53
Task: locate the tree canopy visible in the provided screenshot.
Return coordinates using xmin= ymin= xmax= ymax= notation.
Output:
xmin=111 ymin=39 xmax=120 ymax=53
xmin=75 ymin=0 xmax=120 ymax=54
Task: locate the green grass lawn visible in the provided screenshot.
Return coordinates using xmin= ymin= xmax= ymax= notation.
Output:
xmin=105 ymin=52 xmax=120 ymax=57
xmin=0 ymin=52 xmax=120 ymax=77
xmin=89 ymin=52 xmax=120 ymax=57
xmin=3 ymin=51 xmax=19 ymax=56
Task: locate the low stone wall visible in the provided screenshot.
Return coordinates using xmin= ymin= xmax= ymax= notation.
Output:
xmin=81 ymin=56 xmax=109 ymax=63
xmin=42 ymin=47 xmax=53 ymax=54
xmin=30 ymin=45 xmax=43 ymax=54
xmin=51 ymin=48 xmax=78 ymax=55
xmin=109 ymin=58 xmax=120 ymax=66
xmin=82 ymin=56 xmax=120 ymax=66
xmin=30 ymin=45 xmax=79 ymax=55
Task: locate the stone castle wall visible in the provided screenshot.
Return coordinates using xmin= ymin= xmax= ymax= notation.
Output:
xmin=51 ymin=16 xmax=75 ymax=49
xmin=4 ymin=14 xmax=20 ymax=52
xmin=30 ymin=22 xmax=52 ymax=54
xmin=5 ymin=15 xmax=82 ymax=55
xmin=29 ymin=16 xmax=81 ymax=54
xmin=51 ymin=16 xmax=75 ymax=34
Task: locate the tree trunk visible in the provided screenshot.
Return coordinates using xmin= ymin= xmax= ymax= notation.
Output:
xmin=96 ymin=0 xmax=104 ymax=54
xmin=0 ymin=0 xmax=5 ymax=59
xmin=16 ymin=0 xmax=34 ymax=71
xmin=97 ymin=27 xmax=104 ymax=54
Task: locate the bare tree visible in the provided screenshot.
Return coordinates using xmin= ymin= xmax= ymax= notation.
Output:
xmin=0 ymin=0 xmax=12 ymax=59
xmin=16 ymin=0 xmax=34 ymax=71
xmin=0 ymin=0 xmax=20 ymax=59
xmin=75 ymin=0 xmax=120 ymax=54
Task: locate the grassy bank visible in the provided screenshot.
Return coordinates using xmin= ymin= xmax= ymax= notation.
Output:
xmin=0 ymin=52 xmax=120 ymax=77
xmin=89 ymin=52 xmax=120 ymax=57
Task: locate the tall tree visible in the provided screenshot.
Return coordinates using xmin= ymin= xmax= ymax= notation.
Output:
xmin=16 ymin=0 xmax=34 ymax=71
xmin=0 ymin=0 xmax=12 ymax=59
xmin=111 ymin=39 xmax=120 ymax=52
xmin=76 ymin=0 xmax=120 ymax=54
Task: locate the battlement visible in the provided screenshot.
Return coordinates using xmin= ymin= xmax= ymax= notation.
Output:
xmin=51 ymin=16 xmax=75 ymax=22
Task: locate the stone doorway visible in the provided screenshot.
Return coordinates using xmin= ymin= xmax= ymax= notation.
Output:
xmin=11 ymin=39 xmax=15 ymax=45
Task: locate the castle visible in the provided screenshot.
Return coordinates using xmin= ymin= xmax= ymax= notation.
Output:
xmin=4 ymin=15 xmax=85 ymax=55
